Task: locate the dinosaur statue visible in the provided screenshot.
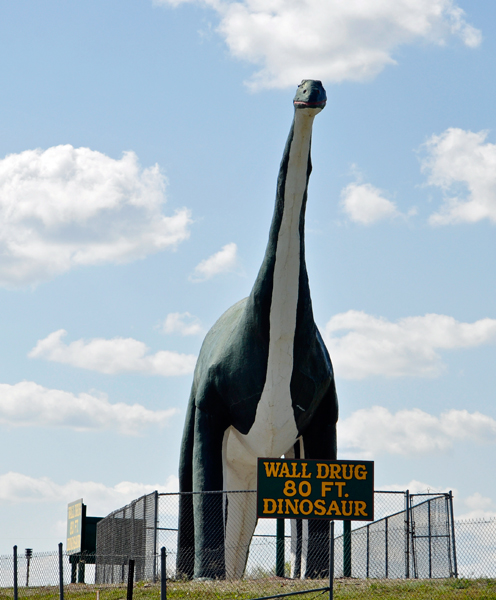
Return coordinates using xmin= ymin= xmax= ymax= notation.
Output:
xmin=177 ymin=80 xmax=338 ymax=580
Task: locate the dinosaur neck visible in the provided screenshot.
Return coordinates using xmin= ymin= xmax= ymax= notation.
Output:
xmin=248 ymin=108 xmax=316 ymax=334
xmin=239 ymin=107 xmax=317 ymax=455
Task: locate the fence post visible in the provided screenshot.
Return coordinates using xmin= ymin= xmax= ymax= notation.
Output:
xmin=405 ymin=490 xmax=410 ymax=579
xmin=58 ymin=543 xmax=64 ymax=600
xmin=385 ymin=517 xmax=388 ymax=579
xmin=366 ymin=525 xmax=370 ymax=578
xmin=160 ymin=547 xmax=167 ymax=600
xmin=276 ymin=519 xmax=285 ymax=577
xmin=448 ymin=491 xmax=458 ymax=578
xmin=428 ymin=499 xmax=432 ymax=578
xmin=343 ymin=520 xmax=351 ymax=577
xmin=328 ymin=521 xmax=334 ymax=600
xmin=13 ymin=546 xmax=18 ymax=600
xmin=127 ymin=559 xmax=135 ymax=600
xmin=153 ymin=492 xmax=159 ymax=583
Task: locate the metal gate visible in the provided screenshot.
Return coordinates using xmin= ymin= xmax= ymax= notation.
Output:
xmin=409 ymin=492 xmax=457 ymax=579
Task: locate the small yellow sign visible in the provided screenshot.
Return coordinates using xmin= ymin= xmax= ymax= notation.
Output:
xmin=66 ymin=499 xmax=84 ymax=554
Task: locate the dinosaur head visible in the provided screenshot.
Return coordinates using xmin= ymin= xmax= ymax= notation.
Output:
xmin=293 ymin=80 xmax=326 ymax=110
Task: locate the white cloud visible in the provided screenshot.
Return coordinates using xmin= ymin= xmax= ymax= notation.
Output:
xmin=156 ymin=0 xmax=481 ymax=90
xmin=458 ymin=492 xmax=496 ymax=520
xmin=324 ymin=310 xmax=496 ymax=379
xmin=0 ymin=472 xmax=178 ymax=515
xmin=422 ymin=128 xmax=496 ymax=225
xmin=29 ymin=329 xmax=197 ymax=376
xmin=339 ymin=406 xmax=496 ymax=459
xmin=383 ymin=479 xmax=454 ymax=495
xmin=0 ymin=145 xmax=192 ymax=287
xmin=190 ymin=242 xmax=238 ymax=281
xmin=341 ymin=182 xmax=400 ymax=224
xmin=162 ymin=312 xmax=205 ymax=336
xmin=0 ymin=381 xmax=179 ymax=435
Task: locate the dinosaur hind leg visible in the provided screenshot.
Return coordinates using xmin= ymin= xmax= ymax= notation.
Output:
xmin=192 ymin=405 xmax=226 ymax=579
xmin=177 ymin=394 xmax=196 ymax=579
xmin=300 ymin=390 xmax=338 ymax=579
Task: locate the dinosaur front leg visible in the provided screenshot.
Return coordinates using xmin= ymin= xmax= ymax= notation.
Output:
xmin=192 ymin=405 xmax=227 ymax=579
xmin=222 ymin=427 xmax=259 ymax=579
xmin=284 ymin=442 xmax=303 ymax=578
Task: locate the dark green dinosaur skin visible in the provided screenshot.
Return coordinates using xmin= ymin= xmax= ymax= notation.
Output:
xmin=177 ymin=81 xmax=338 ymax=580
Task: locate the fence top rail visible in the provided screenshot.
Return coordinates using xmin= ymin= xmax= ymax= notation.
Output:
xmin=157 ymin=489 xmax=257 ymax=497
xmin=99 ymin=491 xmax=158 ymax=520
xmin=455 ymin=516 xmax=496 ymax=524
xmin=410 ymin=492 xmax=450 ymax=498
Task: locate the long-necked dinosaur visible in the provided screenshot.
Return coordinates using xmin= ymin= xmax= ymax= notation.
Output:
xmin=177 ymin=80 xmax=338 ymax=580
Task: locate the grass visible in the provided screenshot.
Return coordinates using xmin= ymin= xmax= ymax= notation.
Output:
xmin=1 ymin=578 xmax=496 ymax=600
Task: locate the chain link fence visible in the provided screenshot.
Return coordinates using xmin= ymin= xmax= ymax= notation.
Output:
xmin=1 ymin=491 xmax=495 ymax=599
xmin=455 ymin=518 xmax=496 ymax=578
xmin=94 ymin=490 xmax=456 ymax=584
xmin=0 ymin=549 xmax=68 ymax=588
xmin=95 ymin=491 xmax=157 ymax=583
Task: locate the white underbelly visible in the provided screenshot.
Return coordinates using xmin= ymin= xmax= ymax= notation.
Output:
xmin=235 ymin=326 xmax=299 ymax=457
xmin=228 ymin=111 xmax=313 ymax=460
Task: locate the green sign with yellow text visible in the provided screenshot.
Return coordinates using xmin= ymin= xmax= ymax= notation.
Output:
xmin=257 ymin=458 xmax=374 ymax=521
xmin=66 ymin=499 xmax=85 ymax=554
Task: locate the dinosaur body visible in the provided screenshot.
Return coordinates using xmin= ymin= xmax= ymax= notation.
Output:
xmin=177 ymin=80 xmax=338 ymax=580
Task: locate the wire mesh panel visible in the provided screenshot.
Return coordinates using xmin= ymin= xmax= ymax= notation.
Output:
xmin=159 ymin=491 xmax=285 ymax=580
xmin=157 ymin=490 xmax=332 ymax=599
xmin=333 ymin=493 xmax=455 ymax=580
xmin=95 ymin=491 xmax=158 ymax=584
xmin=334 ymin=497 xmax=407 ymax=579
xmin=0 ymin=550 xmax=78 ymax=594
xmin=386 ymin=511 xmax=411 ymax=579
xmin=455 ymin=518 xmax=496 ymax=578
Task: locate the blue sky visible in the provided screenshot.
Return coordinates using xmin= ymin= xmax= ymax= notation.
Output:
xmin=1 ymin=0 xmax=496 ymax=554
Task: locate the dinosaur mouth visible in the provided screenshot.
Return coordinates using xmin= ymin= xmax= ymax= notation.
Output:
xmin=293 ymin=100 xmax=327 ymax=108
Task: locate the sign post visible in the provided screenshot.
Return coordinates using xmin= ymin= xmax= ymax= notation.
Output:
xmin=257 ymin=458 xmax=374 ymax=599
xmin=329 ymin=521 xmax=334 ymax=600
